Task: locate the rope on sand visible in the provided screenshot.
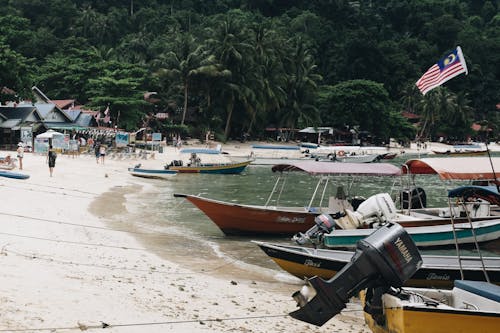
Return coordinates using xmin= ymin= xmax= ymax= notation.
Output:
xmin=0 ymin=310 xmax=364 ymax=332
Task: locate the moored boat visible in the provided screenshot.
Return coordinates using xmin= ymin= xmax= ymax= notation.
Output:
xmin=362 ymin=280 xmax=500 ymax=333
xmin=323 ymin=219 xmax=500 ymax=249
xmin=167 ymin=160 xmax=251 ymax=174
xmin=254 ymin=241 xmax=500 ymax=288
xmin=128 ymin=167 xmax=177 ymax=179
xmin=174 ymin=161 xmax=403 ymax=235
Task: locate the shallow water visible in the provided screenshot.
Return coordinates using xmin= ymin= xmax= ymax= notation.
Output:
xmin=121 ymin=158 xmax=499 ymax=286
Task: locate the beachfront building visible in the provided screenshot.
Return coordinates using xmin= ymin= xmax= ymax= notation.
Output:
xmin=0 ymin=87 xmax=101 ymax=150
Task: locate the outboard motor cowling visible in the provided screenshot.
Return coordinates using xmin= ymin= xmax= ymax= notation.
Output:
xmin=292 ymin=213 xmax=338 ymax=246
xmin=290 ymin=222 xmax=422 ymax=326
xmin=335 ymin=193 xmax=397 ymax=229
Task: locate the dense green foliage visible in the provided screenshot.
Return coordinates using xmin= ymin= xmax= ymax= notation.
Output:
xmin=0 ymin=0 xmax=498 ymax=142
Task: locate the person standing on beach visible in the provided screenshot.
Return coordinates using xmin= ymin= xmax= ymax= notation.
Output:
xmin=94 ymin=142 xmax=101 ymax=163
xmin=47 ymin=145 xmax=57 ymax=177
xmin=16 ymin=142 xmax=24 ymax=170
xmin=99 ymin=144 xmax=106 ymax=164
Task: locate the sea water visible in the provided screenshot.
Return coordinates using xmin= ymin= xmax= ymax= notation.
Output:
xmin=120 ymin=158 xmax=498 ymax=286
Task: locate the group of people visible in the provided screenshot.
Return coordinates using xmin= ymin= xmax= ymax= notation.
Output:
xmin=11 ymin=136 xmax=109 ymax=178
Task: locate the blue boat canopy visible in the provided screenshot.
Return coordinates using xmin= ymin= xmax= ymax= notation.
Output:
xmin=180 ymin=148 xmax=221 ymax=154
xmin=271 ymin=161 xmax=402 ymax=176
xmin=448 ymin=185 xmax=500 ymax=205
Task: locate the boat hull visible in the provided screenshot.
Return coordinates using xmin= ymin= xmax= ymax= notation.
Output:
xmin=128 ymin=168 xmax=177 ymax=179
xmin=174 ymin=194 xmax=323 ymax=235
xmin=255 ymin=242 xmax=500 ymax=288
xmin=169 ymin=160 xmax=251 ymax=174
xmin=323 ymin=220 xmax=500 ymax=249
xmin=362 ymin=284 xmax=500 ymax=333
xmin=365 ymin=306 xmax=499 ymax=333
xmin=0 ymin=170 xmax=29 ymax=179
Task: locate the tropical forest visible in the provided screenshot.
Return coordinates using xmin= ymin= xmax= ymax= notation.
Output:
xmin=0 ymin=0 xmax=499 ymax=144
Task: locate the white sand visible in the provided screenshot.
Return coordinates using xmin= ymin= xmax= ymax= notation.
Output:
xmin=0 ymin=145 xmax=370 ymax=333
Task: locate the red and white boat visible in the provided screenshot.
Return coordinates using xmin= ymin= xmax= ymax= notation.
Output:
xmin=174 ymin=161 xmax=402 ymax=236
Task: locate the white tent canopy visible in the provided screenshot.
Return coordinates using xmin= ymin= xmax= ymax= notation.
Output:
xmin=36 ymin=129 xmax=64 ymax=139
xmin=299 ymin=127 xmax=332 ymax=134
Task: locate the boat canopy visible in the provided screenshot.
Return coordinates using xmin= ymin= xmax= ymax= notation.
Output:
xmin=180 ymin=148 xmax=221 ymax=154
xmin=404 ymin=157 xmax=500 ymax=180
xmin=271 ymin=161 xmax=402 ymax=176
xmin=448 ymin=185 xmax=500 ymax=205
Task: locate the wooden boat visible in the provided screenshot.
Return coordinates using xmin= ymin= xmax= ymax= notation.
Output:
xmin=128 ymin=167 xmax=177 ymax=179
xmin=254 ymin=241 xmax=499 ymax=288
xmin=323 ymin=219 xmax=500 ymax=249
xmin=174 ymin=161 xmax=403 ymax=235
xmin=167 ymin=160 xmax=251 ymax=174
xmin=362 ymin=280 xmax=500 ymax=333
xmin=0 ymin=170 xmax=29 ymax=179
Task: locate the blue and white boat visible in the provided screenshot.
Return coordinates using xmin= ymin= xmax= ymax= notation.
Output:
xmin=0 ymin=170 xmax=29 ymax=179
xmin=128 ymin=167 xmax=177 ymax=179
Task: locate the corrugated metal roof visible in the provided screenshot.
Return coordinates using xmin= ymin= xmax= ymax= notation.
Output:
xmin=34 ymin=103 xmax=56 ymax=117
xmin=0 ymin=119 xmax=22 ymax=128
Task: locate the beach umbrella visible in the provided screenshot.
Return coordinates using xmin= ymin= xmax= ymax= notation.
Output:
xmin=36 ymin=129 xmax=64 ymax=139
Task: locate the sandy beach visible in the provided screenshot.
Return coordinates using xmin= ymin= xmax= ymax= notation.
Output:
xmin=0 ymin=144 xmax=371 ymax=333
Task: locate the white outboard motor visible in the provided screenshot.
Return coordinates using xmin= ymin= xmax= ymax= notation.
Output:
xmin=335 ymin=193 xmax=397 ymax=229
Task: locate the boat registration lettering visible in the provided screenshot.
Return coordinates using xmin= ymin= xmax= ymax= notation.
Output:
xmin=304 ymin=259 xmax=321 ymax=268
xmin=426 ymin=273 xmax=450 ymax=281
xmin=276 ymin=216 xmax=306 ymax=223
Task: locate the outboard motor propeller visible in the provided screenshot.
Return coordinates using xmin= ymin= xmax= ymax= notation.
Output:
xmin=290 ymin=222 xmax=422 ymax=326
xmin=292 ymin=213 xmax=340 ymax=246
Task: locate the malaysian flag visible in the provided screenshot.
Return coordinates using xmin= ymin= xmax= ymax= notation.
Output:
xmin=416 ymin=46 xmax=468 ymax=95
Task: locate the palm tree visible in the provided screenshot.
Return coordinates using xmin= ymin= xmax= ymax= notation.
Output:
xmin=204 ymin=12 xmax=255 ymax=139
xmin=279 ymin=38 xmax=322 ymax=129
xmin=155 ymin=32 xmax=215 ymax=125
xmin=417 ymin=87 xmax=456 ymax=139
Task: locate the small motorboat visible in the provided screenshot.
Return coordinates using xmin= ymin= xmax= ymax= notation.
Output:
xmin=254 ymin=241 xmax=499 ymax=288
xmin=128 ymin=166 xmax=177 ymax=179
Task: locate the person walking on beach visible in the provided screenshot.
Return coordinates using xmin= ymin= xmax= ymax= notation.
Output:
xmin=16 ymin=142 xmax=24 ymax=170
xmin=94 ymin=142 xmax=101 ymax=163
xmin=47 ymin=145 xmax=57 ymax=177
xmin=99 ymin=144 xmax=106 ymax=164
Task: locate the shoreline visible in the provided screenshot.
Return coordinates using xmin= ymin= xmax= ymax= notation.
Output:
xmin=0 ymin=149 xmax=370 ymax=332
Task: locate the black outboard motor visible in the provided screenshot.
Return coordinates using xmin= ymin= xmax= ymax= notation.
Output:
xmin=292 ymin=213 xmax=340 ymax=246
xmin=290 ymin=222 xmax=422 ymax=326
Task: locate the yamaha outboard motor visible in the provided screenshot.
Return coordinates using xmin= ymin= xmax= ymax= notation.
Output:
xmin=290 ymin=222 xmax=422 ymax=326
xmin=292 ymin=213 xmax=339 ymax=246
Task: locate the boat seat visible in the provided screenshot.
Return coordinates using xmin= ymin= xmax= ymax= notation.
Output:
xmin=454 ymin=280 xmax=500 ymax=303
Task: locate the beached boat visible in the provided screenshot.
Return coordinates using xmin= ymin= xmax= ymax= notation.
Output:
xmin=287 ymin=224 xmax=500 ymax=331
xmin=174 ymin=161 xmax=403 ymax=235
xmin=323 ymin=219 xmax=500 ymax=249
xmin=0 ymin=170 xmax=29 ymax=179
xmin=362 ymin=280 xmax=500 ymax=333
xmin=254 ymin=241 xmax=499 ymax=288
xmin=128 ymin=167 xmax=177 ymax=179
xmin=167 ymin=160 xmax=251 ymax=174
xmin=431 ymin=149 xmax=488 ymax=156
